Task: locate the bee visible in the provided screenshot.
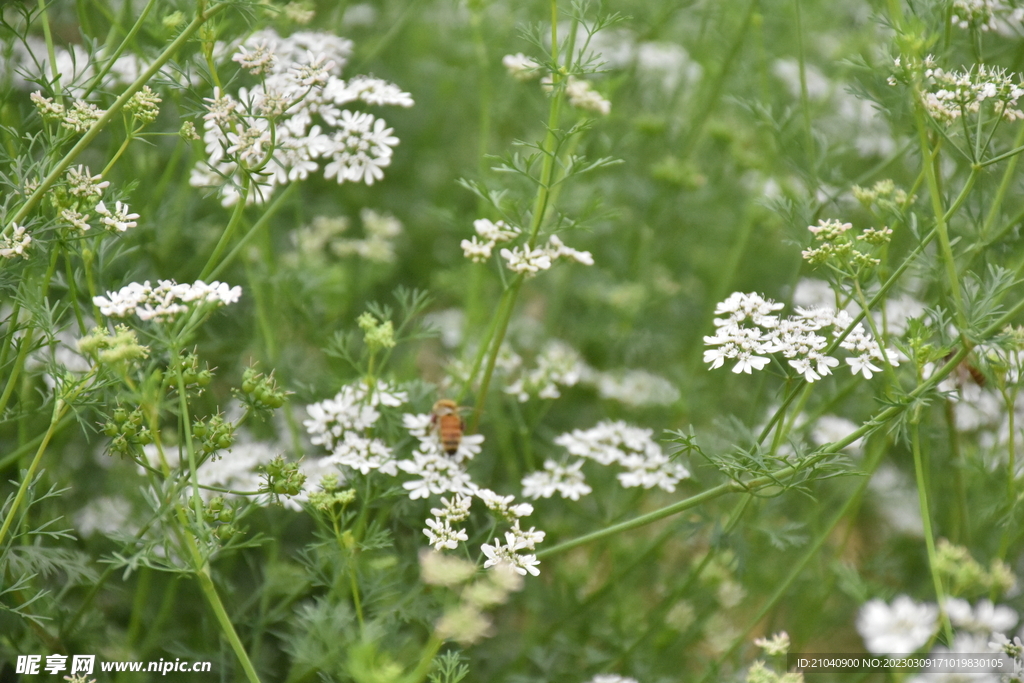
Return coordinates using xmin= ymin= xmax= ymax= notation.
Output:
xmin=431 ymin=399 xmax=465 ymax=456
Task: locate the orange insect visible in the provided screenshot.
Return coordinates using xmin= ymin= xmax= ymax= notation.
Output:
xmin=431 ymin=399 xmax=465 ymax=456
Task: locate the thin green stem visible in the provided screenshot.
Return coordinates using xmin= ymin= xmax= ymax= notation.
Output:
xmin=194 ymin=563 xmax=264 ymax=683
xmin=697 ymin=437 xmax=886 ymax=683
xmin=101 ymin=133 xmax=134 ymax=177
xmin=910 ymin=419 xmax=955 ymax=645
xmin=199 ymin=176 xmax=250 ymax=280
xmin=470 ymin=0 xmax=568 ymax=429
xmin=207 ymin=182 xmax=296 ymax=281
xmin=540 ymin=338 xmax=989 ymax=558
xmin=914 ymin=101 xmax=968 ymax=334
xmin=174 ymin=363 xmax=206 ymax=526
xmin=979 ymin=123 xmax=1024 ymax=242
xmin=0 ymin=396 xmax=69 ymax=548
xmin=82 ymin=0 xmax=159 ymax=99
xmin=37 ymin=0 xmax=63 ymax=105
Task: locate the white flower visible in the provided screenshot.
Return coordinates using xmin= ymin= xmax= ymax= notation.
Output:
xmin=326 ymin=432 xmax=396 ymax=476
xmin=423 ymin=517 xmax=468 ymax=551
xmin=476 ymin=488 xmax=533 ymax=520
xmin=95 ymin=200 xmax=140 ymax=232
xmin=521 ymin=459 xmax=592 ymax=500
xmin=481 ymin=536 xmax=541 ymax=576
xmin=474 ymin=218 xmax=519 ymax=243
xmin=553 ymin=420 xmax=688 ymax=493
xmin=0 ymin=224 xmax=32 ymax=259
xmin=500 ymin=245 xmax=552 ymax=276
xmin=323 ymin=111 xmax=398 ymax=185
xmin=398 ymin=451 xmax=477 ymax=500
xmin=503 ymin=53 xmax=541 ymax=81
xmin=93 ymin=279 xmax=241 ymax=321
xmin=565 ymin=77 xmax=611 ymax=115
xmin=430 ymin=494 xmax=472 ymax=523
xmin=586 ymin=676 xmax=639 ymax=683
xmin=857 ymin=596 xmax=939 ymax=654
xmin=65 ymin=165 xmax=110 ymax=198
xmin=304 ymin=385 xmax=382 ymax=450
xmin=59 ymin=208 xmax=90 ymax=233
xmin=544 ymin=234 xmax=594 ymax=265
xmin=461 ymin=236 xmax=493 ymax=263
xmin=233 ymin=41 xmax=276 ymax=75
xmin=943 ymin=598 xmax=1019 ymax=634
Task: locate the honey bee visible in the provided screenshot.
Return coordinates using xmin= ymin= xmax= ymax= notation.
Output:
xmin=431 ymin=399 xmax=465 ymax=456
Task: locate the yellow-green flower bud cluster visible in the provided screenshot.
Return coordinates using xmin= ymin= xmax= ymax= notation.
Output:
xmin=357 ymin=312 xmax=396 ymax=351
xmin=78 ymin=325 xmax=150 ymax=366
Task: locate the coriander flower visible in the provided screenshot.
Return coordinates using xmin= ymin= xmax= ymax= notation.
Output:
xmin=325 ymin=431 xmax=396 ymax=476
xmin=233 ymin=41 xmax=277 ymax=75
xmin=500 ymin=246 xmax=552 ymax=276
xmin=431 ymin=494 xmax=472 ymax=523
xmin=461 ymin=236 xmax=493 ymax=263
xmin=474 ymin=218 xmax=519 ymax=243
xmin=95 ymin=200 xmax=140 ymax=233
xmin=857 ymin=596 xmax=939 ymax=654
xmin=503 ymin=53 xmax=541 ymax=81
xmin=65 ymin=165 xmax=110 ymax=198
xmin=93 ymin=279 xmax=241 ymax=321
xmin=59 ymin=208 xmax=90 ymax=233
xmin=423 ymin=517 xmax=469 ymax=551
xmin=521 ymin=459 xmax=592 ymax=500
xmin=61 ymin=99 xmax=104 ymax=133
xmin=0 ymin=224 xmax=32 ymax=259
xmin=565 ymin=76 xmax=611 ymax=115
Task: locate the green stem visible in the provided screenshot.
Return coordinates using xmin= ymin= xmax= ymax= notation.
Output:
xmin=199 ymin=176 xmax=250 ymax=280
xmin=194 ymin=564 xmax=264 ymax=683
xmin=37 ymin=0 xmax=63 ymax=105
xmin=910 ymin=419 xmax=955 ymax=645
xmin=174 ymin=363 xmax=206 ymax=525
xmin=207 ymin=182 xmax=296 ymax=281
xmin=698 ymin=436 xmax=886 ymax=683
xmin=540 ymin=338 xmax=992 ymax=558
xmin=914 ymin=100 xmax=968 ymax=334
xmin=0 ymin=396 xmax=68 ymax=548
xmin=470 ymin=0 xmax=568 ymax=428
xmin=101 ymin=132 xmax=135 ymax=177
xmin=82 ymin=0 xmax=159 ymax=99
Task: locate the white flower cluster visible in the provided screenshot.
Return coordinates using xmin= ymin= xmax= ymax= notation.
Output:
xmin=93 ymin=279 xmax=242 ymax=321
xmin=481 ymin=519 xmax=545 ymax=576
xmin=330 ymin=209 xmax=403 ymax=263
xmin=856 ymin=596 xmax=1019 ymax=683
xmin=0 ymin=224 xmax=32 ymax=260
xmin=521 ymin=460 xmax=592 ymax=500
xmin=703 ymin=292 xmax=899 ymax=381
xmin=565 ymin=76 xmax=612 ymax=116
xmin=461 ymin=218 xmax=593 ymax=275
xmin=422 ymin=493 xmax=473 ymax=550
xmin=911 ymin=60 xmax=1024 ymax=125
xmin=952 ymin=0 xmax=999 ymax=31
xmin=590 ymin=369 xmax=681 ymax=407
xmin=95 ymin=201 xmax=140 ymax=233
xmin=552 ymin=420 xmax=690 ymax=493
xmin=303 ymin=380 xmax=407 ymax=478
xmin=191 ymin=29 xmax=413 ymax=206
xmin=505 ymin=339 xmax=586 ymax=402
xmin=502 ymin=53 xmax=542 ymax=81
xmin=461 ymin=218 xmax=520 ymax=263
